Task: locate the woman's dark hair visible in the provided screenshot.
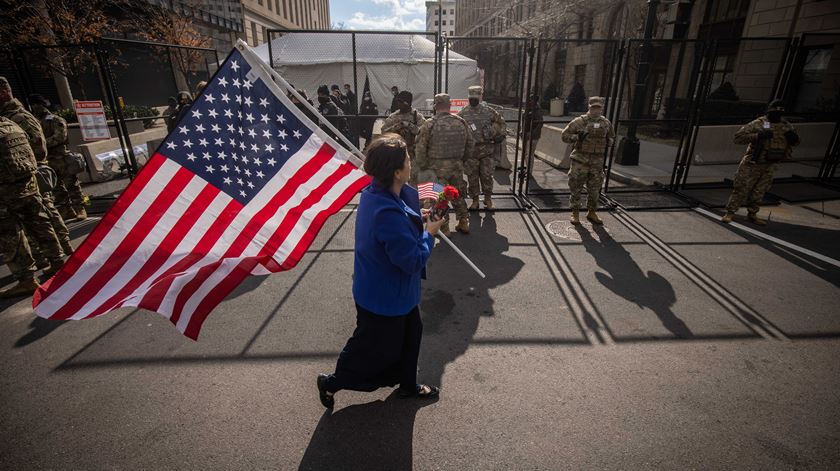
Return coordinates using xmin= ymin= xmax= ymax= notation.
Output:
xmin=363 ymin=133 xmax=408 ymax=188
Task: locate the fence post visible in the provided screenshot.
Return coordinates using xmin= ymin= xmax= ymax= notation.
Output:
xmin=94 ymin=42 xmax=138 ymax=178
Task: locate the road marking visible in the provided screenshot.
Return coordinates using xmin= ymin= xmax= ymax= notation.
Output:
xmin=694 ymin=207 xmax=840 ymax=269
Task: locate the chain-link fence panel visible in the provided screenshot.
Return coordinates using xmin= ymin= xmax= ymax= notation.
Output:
xmin=267 ymin=30 xmax=439 ymax=153
xmin=445 ymin=37 xmax=530 ymax=197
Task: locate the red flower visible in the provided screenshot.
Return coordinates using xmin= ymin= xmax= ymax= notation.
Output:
xmin=442 ymin=185 xmax=460 ymax=201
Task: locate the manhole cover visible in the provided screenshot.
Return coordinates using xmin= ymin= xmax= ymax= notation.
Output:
xmin=544 ymin=219 xmax=610 ymax=241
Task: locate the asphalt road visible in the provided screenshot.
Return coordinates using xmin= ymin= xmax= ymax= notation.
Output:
xmin=1 ymin=201 xmax=839 ymax=470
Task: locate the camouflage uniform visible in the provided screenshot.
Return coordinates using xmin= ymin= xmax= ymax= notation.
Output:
xmin=458 ymin=89 xmax=506 ymax=200
xmin=416 ymin=96 xmax=474 ymax=231
xmin=725 ymin=116 xmax=799 ymax=215
xmin=381 ymin=108 xmax=426 ymax=182
xmin=41 ymin=111 xmax=86 ymax=216
xmin=561 ymin=111 xmax=615 ymax=211
xmin=0 ymin=117 xmax=64 ymax=283
xmin=0 ymin=98 xmax=72 ymax=256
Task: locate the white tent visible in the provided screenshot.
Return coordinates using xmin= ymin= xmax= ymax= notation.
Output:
xmin=252 ymin=33 xmax=480 ymax=113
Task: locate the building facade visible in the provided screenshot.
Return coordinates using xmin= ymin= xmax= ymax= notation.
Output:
xmin=241 ymin=0 xmax=331 ymax=47
xmin=452 ymin=0 xmax=839 ymax=117
xmin=426 ymin=1 xmax=457 ymax=37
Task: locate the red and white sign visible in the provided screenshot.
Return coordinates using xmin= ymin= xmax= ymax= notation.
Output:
xmin=449 ymin=99 xmax=468 ymax=113
xmin=74 ymin=100 xmax=110 ymax=141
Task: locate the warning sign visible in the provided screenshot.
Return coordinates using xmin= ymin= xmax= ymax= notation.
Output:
xmin=74 ymin=100 xmax=110 ymax=141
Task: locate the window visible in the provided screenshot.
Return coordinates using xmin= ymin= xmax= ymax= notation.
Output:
xmin=258 ymin=0 xmax=263 ymax=5
xmin=267 ymin=0 xmax=272 ymax=11
xmin=793 ymin=48 xmax=833 ymax=112
xmin=434 ymin=20 xmax=439 ymax=26
xmin=251 ymin=21 xmax=258 ymax=46
xmin=442 ymin=20 xmax=446 ymax=26
xmin=450 ymin=9 xmax=454 ymax=15
xmin=709 ymin=54 xmax=735 ymax=92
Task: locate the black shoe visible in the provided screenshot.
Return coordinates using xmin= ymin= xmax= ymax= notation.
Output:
xmin=317 ymin=374 xmax=335 ymax=409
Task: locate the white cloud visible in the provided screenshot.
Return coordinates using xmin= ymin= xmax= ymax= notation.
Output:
xmin=345 ymin=1 xmax=427 ymax=31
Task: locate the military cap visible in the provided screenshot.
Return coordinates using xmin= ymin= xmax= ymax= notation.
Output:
xmin=28 ymin=94 xmax=50 ymax=107
xmin=433 ymin=93 xmax=450 ymax=106
xmin=588 ymin=96 xmax=605 ymax=107
xmin=468 ymin=86 xmax=483 ymax=97
xmin=767 ymin=99 xmax=785 ymax=110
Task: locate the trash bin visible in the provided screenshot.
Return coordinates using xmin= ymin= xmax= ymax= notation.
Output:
xmin=550 ymin=98 xmax=564 ymax=117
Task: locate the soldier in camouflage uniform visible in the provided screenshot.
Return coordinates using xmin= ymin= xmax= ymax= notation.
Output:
xmin=0 ymin=78 xmax=73 ymax=261
xmin=0 ymin=117 xmax=66 ymax=297
xmin=458 ymin=86 xmax=506 ymax=210
xmin=30 ymin=94 xmax=87 ymax=221
xmin=381 ymin=90 xmax=426 ymax=183
xmin=416 ymin=93 xmax=474 ymax=235
xmin=561 ymin=96 xmax=615 ymax=225
xmin=722 ymin=100 xmax=799 ymax=225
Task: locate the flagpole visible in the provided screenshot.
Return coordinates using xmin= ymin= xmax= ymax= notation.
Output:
xmin=437 ymin=232 xmax=486 ymax=278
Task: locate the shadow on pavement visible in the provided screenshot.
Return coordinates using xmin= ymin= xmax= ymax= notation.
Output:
xmin=418 ymin=213 xmax=524 ymax=387
xmin=14 ymin=317 xmax=66 ymax=347
xmin=298 ymin=391 xmax=436 ymax=471
xmin=577 ymin=224 xmax=693 ymax=339
xmin=722 ymin=215 xmax=840 ymax=289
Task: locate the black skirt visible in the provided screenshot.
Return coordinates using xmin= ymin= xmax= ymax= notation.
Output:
xmin=325 ymin=304 xmax=422 ymax=393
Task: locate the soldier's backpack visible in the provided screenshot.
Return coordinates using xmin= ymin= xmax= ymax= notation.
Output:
xmin=64 ymin=152 xmax=87 ymax=175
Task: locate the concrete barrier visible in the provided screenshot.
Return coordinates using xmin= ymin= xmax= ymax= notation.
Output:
xmin=77 ymin=127 xmax=168 ymax=182
xmin=692 ymin=122 xmax=834 ymax=164
xmin=535 ymin=124 xmax=572 ymax=168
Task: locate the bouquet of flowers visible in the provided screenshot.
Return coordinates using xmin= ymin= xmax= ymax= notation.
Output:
xmin=418 ymin=182 xmax=460 ymax=221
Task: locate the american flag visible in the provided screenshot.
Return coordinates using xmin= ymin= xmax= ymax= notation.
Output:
xmin=417 ymin=182 xmax=444 ymax=201
xmin=33 ymin=43 xmax=370 ymax=340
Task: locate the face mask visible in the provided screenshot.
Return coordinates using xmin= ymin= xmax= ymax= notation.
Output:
xmin=589 ymin=108 xmax=603 ymax=117
xmin=469 ymin=98 xmax=479 ymax=107
xmin=318 ymin=96 xmax=329 ymax=105
xmin=767 ymin=110 xmax=783 ymax=123
xmin=364 ymin=97 xmax=371 ymax=102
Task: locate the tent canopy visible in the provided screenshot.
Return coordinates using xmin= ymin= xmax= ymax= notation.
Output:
xmin=252 ymin=33 xmax=480 ymax=113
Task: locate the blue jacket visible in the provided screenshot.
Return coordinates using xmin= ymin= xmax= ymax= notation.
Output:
xmin=352 ymin=183 xmax=435 ymax=316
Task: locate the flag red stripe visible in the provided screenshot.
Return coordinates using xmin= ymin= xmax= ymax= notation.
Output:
xmin=33 ymin=153 xmax=167 ymax=307
xmin=83 ymin=183 xmax=222 ymax=319
xmin=47 ymin=166 xmax=195 ymax=321
xmin=167 ymin=142 xmax=337 ymax=325
xmin=182 ymin=165 xmax=366 ymax=339
xmin=138 ymin=198 xmax=244 ymax=314
xmin=280 ymin=174 xmax=371 ymax=270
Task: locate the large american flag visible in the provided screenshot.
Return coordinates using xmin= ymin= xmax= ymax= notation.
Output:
xmin=33 ymin=43 xmax=370 ymax=339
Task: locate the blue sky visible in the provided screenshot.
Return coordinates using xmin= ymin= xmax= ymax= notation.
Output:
xmin=329 ymin=0 xmax=427 ymax=30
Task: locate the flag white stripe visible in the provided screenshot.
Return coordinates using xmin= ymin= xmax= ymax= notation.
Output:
xmin=159 ymin=143 xmax=343 ymax=319
xmin=113 ymin=189 xmax=235 ymax=318
xmin=35 ymin=159 xmax=182 ymax=316
xmin=67 ymin=175 xmax=206 ymax=320
xmin=175 ymin=167 xmax=366 ymax=333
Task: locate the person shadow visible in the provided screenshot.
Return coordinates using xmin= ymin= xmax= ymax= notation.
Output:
xmin=418 ymin=212 xmax=524 ymax=387
xmin=298 ymin=391 xmax=438 ymax=471
xmin=298 ymin=213 xmax=523 ymax=470
xmin=576 ymin=224 xmax=693 ymax=339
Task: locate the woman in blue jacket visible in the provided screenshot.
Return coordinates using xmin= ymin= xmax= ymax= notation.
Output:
xmin=317 ymin=135 xmax=444 ymax=408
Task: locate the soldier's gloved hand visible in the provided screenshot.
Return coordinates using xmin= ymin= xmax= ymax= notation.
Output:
xmin=784 ymin=130 xmax=798 ymax=145
xmin=578 ymin=132 xmax=589 ymax=142
xmin=757 ymin=130 xmax=773 ymax=141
